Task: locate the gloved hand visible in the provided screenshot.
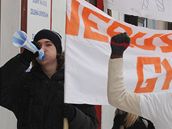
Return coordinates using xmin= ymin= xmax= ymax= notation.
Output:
xmin=64 ymin=104 xmax=76 ymax=122
xmin=19 ymin=48 xmax=39 ymax=67
xmin=110 ymin=32 xmax=130 ymax=58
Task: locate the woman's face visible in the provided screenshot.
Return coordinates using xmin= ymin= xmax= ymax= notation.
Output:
xmin=36 ymin=39 xmax=57 ymax=66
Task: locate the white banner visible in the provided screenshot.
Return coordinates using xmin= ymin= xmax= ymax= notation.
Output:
xmin=27 ymin=0 xmax=51 ymax=39
xmin=65 ymin=0 xmax=172 ymax=105
xmin=104 ymin=0 xmax=172 ymax=22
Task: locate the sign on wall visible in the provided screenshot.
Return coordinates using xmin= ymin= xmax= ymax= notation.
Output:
xmin=104 ymin=0 xmax=172 ymax=22
xmin=27 ymin=0 xmax=51 ymax=39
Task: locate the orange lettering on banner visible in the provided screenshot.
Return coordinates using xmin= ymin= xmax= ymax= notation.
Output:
xmin=107 ymin=21 xmax=132 ymax=37
xmin=66 ymin=0 xmax=80 ymax=35
xmin=135 ymin=57 xmax=161 ymax=93
xmin=66 ymin=0 xmax=172 ymax=53
xmin=160 ymin=33 xmax=172 ymax=52
xmin=161 ymin=59 xmax=172 ymax=90
xmin=82 ymin=7 xmax=110 ymax=42
xmin=130 ymin=32 xmax=147 ymax=48
xmin=144 ymin=34 xmax=163 ymax=50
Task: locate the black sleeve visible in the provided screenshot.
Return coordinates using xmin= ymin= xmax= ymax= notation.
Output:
xmin=0 ymin=54 xmax=29 ymax=112
xmin=141 ymin=117 xmax=155 ymax=129
xmin=69 ymin=104 xmax=98 ymax=129
xmin=112 ymin=109 xmax=127 ymax=129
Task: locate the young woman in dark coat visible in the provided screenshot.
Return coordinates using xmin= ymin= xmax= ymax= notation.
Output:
xmin=0 ymin=29 xmax=98 ymax=129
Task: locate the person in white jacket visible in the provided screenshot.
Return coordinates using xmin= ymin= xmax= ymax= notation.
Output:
xmin=107 ymin=32 xmax=172 ymax=129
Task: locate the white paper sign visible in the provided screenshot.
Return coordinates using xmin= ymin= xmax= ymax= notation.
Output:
xmin=104 ymin=0 xmax=172 ymax=22
xmin=27 ymin=0 xmax=51 ymax=39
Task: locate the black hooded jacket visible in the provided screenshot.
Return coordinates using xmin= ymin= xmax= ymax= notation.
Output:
xmin=0 ymin=54 xmax=98 ymax=129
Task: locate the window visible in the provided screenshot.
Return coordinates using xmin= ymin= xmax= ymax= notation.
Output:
xmin=85 ymin=0 xmax=97 ymax=6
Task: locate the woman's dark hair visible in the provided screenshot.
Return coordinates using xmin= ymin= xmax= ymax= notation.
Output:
xmin=56 ymin=52 xmax=64 ymax=70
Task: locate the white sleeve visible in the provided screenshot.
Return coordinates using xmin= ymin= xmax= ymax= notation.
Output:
xmin=107 ymin=58 xmax=141 ymax=115
xmin=140 ymin=91 xmax=172 ymax=123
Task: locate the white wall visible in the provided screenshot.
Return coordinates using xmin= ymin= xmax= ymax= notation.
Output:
xmin=101 ymin=105 xmax=116 ymax=129
xmin=52 ymin=0 xmax=66 ymax=51
xmin=0 ymin=0 xmax=20 ymax=66
xmin=0 ymin=107 xmax=17 ymax=129
xmin=0 ymin=1 xmax=21 ymax=128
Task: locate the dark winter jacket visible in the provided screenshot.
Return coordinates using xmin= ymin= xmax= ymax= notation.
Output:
xmin=112 ymin=109 xmax=155 ymax=129
xmin=0 ymin=54 xmax=98 ymax=129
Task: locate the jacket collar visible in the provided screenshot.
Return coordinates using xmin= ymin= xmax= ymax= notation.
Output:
xmin=30 ymin=66 xmax=64 ymax=81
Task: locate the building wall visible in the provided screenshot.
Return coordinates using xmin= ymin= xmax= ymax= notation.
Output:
xmin=51 ymin=0 xmax=66 ymax=51
xmin=0 ymin=1 xmax=21 ymax=128
xmin=0 ymin=0 xmax=21 ymax=67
